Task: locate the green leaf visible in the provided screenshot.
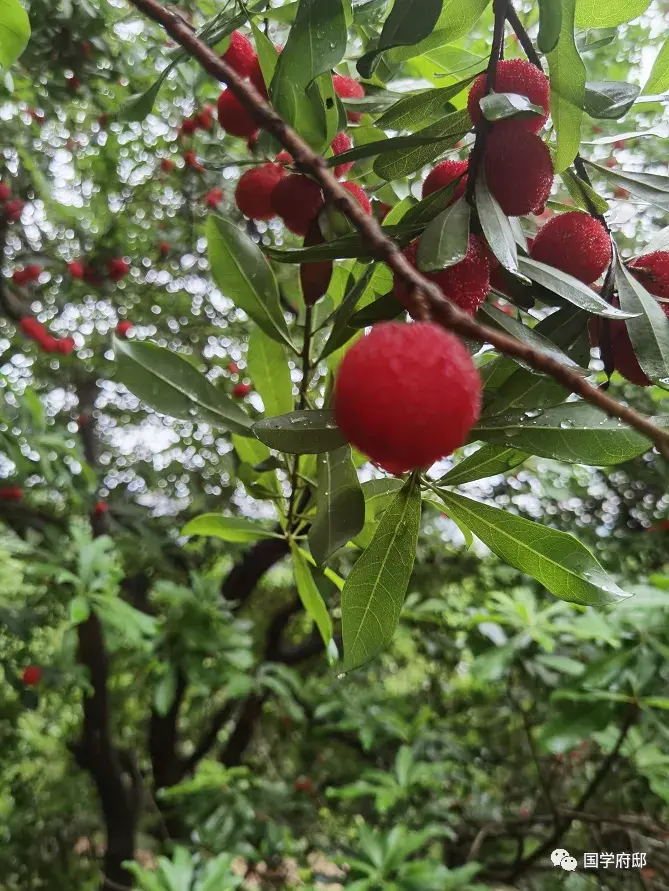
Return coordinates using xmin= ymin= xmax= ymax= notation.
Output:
xmin=0 ymin=0 xmax=30 ymax=70
xmin=118 ymin=66 xmax=173 ymax=122
xmin=324 ymin=132 xmax=462 ymax=169
xmin=616 ymin=256 xmax=669 ymax=383
xmin=644 ymin=35 xmax=669 ymax=95
xmin=373 ymin=109 xmax=470 ymax=181
xmin=416 ymin=197 xmax=470 ymax=274
xmin=575 ymin=0 xmax=651 ymax=28
xmin=207 ymin=216 xmax=294 ymax=349
xmin=265 ymin=224 xmax=421 ymax=263
xmin=342 ymin=475 xmax=422 ymax=670
xmin=436 ymin=490 xmax=629 ymax=606
xmin=357 ymin=0 xmax=443 ymax=78
xmin=182 ymin=514 xmax=280 ymax=542
xmin=480 ymin=304 xmax=582 ymax=370
xmin=475 ymin=170 xmax=519 ymax=274
xmin=320 ymin=266 xmax=376 ymax=359
xmin=479 ymin=92 xmax=545 ymax=122
xmin=253 ymin=410 xmax=347 ymax=454
xmin=537 ymin=653 xmax=585 ymax=676
xmin=154 ymin=666 xmax=178 ymax=718
xmin=349 ymin=291 xmax=405 ymax=327
xmin=384 ymin=0 xmax=491 ymax=65
xmin=375 ymin=74 xmax=477 ymax=130
xmin=69 ymin=595 xmax=91 ymax=625
xmin=354 ymin=478 xmax=404 ymax=549
xmin=583 ymin=81 xmax=640 ymax=119
xmin=290 ymin=543 xmax=333 ymax=646
xmin=475 ymin=402 xmax=665 ymax=465
xmin=247 ymin=328 xmax=293 ymax=418
xmin=584 ymin=160 xmax=669 ymax=212
xmin=560 ymin=167 xmax=610 ymax=214
xmin=403 ymin=179 xmax=464 ymax=225
xmin=517 ymin=256 xmax=633 ymax=318
xmin=537 ymin=0 xmax=561 ymax=53
xmin=251 ymin=18 xmax=280 ymax=86
xmin=309 ymin=446 xmax=365 ymax=564
xmin=439 ymin=445 xmax=529 ymax=486
xmin=547 ymin=0 xmax=586 ymax=172
xmin=114 ymin=338 xmax=253 ymax=435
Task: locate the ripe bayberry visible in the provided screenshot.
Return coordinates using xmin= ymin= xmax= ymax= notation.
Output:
xmin=395 ymin=237 xmax=490 ymax=317
xmin=183 ymin=150 xmax=204 ymax=172
xmin=39 ymin=334 xmax=59 ymax=353
xmin=20 ymin=316 xmax=44 ymax=339
xmin=57 ymin=337 xmax=76 ymax=356
xmin=179 ymin=116 xmax=198 ymax=137
xmin=217 ymin=89 xmax=258 ymax=139
xmin=5 ymin=199 xmax=24 ymax=222
xmin=422 ymin=160 xmax=468 ymax=201
xmin=629 ymin=251 xmax=669 ymax=298
xmin=68 ymin=261 xmax=84 ymax=279
xmin=159 ymin=241 xmax=171 ymax=257
xmin=530 ymin=212 xmax=612 ymax=283
xmin=333 ymin=73 xmax=365 ymax=122
xmin=160 ymin=158 xmax=175 ymax=173
xmin=196 ymin=106 xmax=215 ymax=131
xmin=235 ymin=163 xmax=286 ymax=220
xmin=233 ymin=382 xmax=252 ymax=398
xmin=205 ymin=187 xmax=223 ymax=208
xmin=300 ymin=220 xmax=332 ymax=306
xmin=0 ymin=486 xmax=23 ymax=501
xmin=0 ymin=183 xmax=10 ymax=202
xmin=334 ymin=322 xmax=481 ymax=474
xmin=12 ymin=269 xmax=27 ymax=286
xmin=468 ymin=59 xmax=550 ymax=134
xmin=484 ymin=130 xmax=553 ymax=216
xmin=342 ymin=181 xmax=371 ymax=215
xmin=107 ymin=257 xmax=129 ymax=282
xmin=24 ymin=264 xmax=42 ymax=282
xmin=227 ymin=361 xmax=240 ymax=375
xmin=272 ymin=174 xmax=324 ymax=236
xmin=222 ymin=31 xmax=258 ymax=78
xmin=93 ymin=501 xmax=108 ymax=517
xmin=116 ymin=320 xmax=133 ymax=337
xmin=331 ymin=132 xmax=353 ymax=178
xmin=22 ymin=665 xmax=42 ymax=686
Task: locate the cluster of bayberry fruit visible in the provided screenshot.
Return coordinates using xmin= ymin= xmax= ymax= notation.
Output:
xmin=20 ymin=316 xmax=75 ymax=355
xmin=67 ymin=256 xmax=130 ymax=284
xmin=0 ymin=182 xmax=24 ymax=224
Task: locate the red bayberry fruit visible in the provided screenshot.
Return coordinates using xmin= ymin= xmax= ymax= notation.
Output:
xmin=160 ymin=158 xmax=175 ymax=173
xmin=395 ymin=237 xmax=490 ymax=317
xmin=334 ymin=322 xmax=481 ymax=474
xmin=300 ymin=220 xmax=333 ymax=306
xmin=468 ymin=59 xmax=550 ymax=134
xmin=159 ymin=241 xmax=171 ymax=257
xmin=107 ymin=257 xmax=129 ymax=282
xmin=22 ymin=665 xmax=42 ymax=686
xmin=98 ymin=113 xmax=108 ymax=128
xmin=39 ymin=334 xmax=59 ymax=354
xmin=0 ymin=183 xmax=10 ymax=202
xmin=12 ymin=269 xmax=27 ymax=286
xmin=422 ymin=159 xmax=469 ymax=201
xmin=116 ymin=320 xmax=133 ymax=337
xmin=484 ymin=130 xmax=553 ymax=216
xmin=68 ymin=261 xmax=84 ymax=279
xmin=235 ymin=163 xmax=286 ymax=220
xmin=67 ymin=75 xmax=81 ymax=92
xmin=294 ymin=777 xmax=313 ymax=793
xmin=331 ymin=132 xmax=353 ymax=178
xmin=0 ymin=486 xmax=23 ymax=501
xmin=183 ymin=150 xmax=204 ymax=172
xmin=342 ymin=181 xmax=371 ymax=215
xmin=57 ymin=337 xmax=76 ymax=355
xmin=272 ymin=174 xmax=324 ymax=236
xmin=205 ymin=187 xmax=223 ymax=209
xmin=5 ymin=199 xmax=24 ymax=222
xmin=233 ymin=382 xmax=252 ymax=398
xmin=93 ymin=501 xmax=108 ymax=517
xmin=249 ymin=57 xmax=269 ymax=98
xmin=179 ymin=116 xmax=198 ymax=137
xmin=217 ymin=89 xmax=258 ymax=138
xmin=227 ymin=361 xmax=240 ymax=375
xmin=629 ymin=251 xmax=669 ymax=299
xmin=222 ymin=31 xmax=258 ymax=78
xmin=530 ymin=212 xmax=612 ymax=284
xmin=333 ymin=73 xmax=365 ymax=122
xmin=24 ymin=264 xmax=42 ymax=282
xmin=275 ymin=150 xmax=292 ymax=166
xmin=20 ymin=316 xmax=43 ymax=339
xmin=196 ymin=106 xmax=215 ymax=131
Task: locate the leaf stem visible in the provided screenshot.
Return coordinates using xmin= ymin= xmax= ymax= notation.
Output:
xmin=287 ymin=305 xmax=314 ymax=531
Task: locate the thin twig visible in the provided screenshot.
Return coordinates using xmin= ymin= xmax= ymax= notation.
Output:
xmin=506 ymin=2 xmax=543 ymax=70
xmin=126 ymin=0 xmax=669 ymax=460
xmin=287 ymin=304 xmax=313 ymax=530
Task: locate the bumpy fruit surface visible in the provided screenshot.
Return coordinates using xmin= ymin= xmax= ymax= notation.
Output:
xmin=22 ymin=665 xmax=42 ymax=686
xmin=332 ymin=74 xmax=365 ymax=122
xmin=300 ymin=220 xmax=333 ymax=306
xmin=235 ymin=163 xmax=285 ymax=220
xmin=422 ymin=160 xmax=468 ymax=201
xmin=530 ymin=212 xmax=612 ymax=283
xmin=222 ymin=31 xmax=257 ymax=77
xmin=271 ymin=174 xmax=324 ymax=236
xmin=334 ymin=322 xmax=481 ymax=474
xmin=629 ymin=251 xmax=669 ymax=298
xmin=331 ymin=132 xmax=353 ymax=178
xmin=342 ymin=181 xmax=371 ymax=215
xmin=116 ymin=320 xmax=133 ymax=337
xmin=233 ymin=382 xmax=252 ymax=398
xmin=395 ymin=237 xmax=490 ymax=317
xmin=484 ymin=130 xmax=553 ymax=216
xmin=467 ymin=59 xmax=550 ymax=133
xmin=217 ymin=90 xmax=258 ymax=138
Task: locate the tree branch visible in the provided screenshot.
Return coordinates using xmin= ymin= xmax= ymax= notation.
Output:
xmin=127 ymin=0 xmax=669 ymax=460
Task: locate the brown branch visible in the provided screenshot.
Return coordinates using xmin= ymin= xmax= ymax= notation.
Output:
xmin=127 ymin=0 xmax=669 ymax=459
xmin=505 ymin=2 xmax=543 ymax=70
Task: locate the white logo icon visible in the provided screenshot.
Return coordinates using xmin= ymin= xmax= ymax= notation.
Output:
xmin=552 ymin=849 xmax=577 ymax=870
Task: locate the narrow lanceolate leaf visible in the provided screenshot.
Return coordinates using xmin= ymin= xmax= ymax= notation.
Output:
xmin=0 ymin=0 xmax=31 ymax=70
xmin=417 ymin=198 xmax=470 ymax=274
xmin=353 ymin=479 xmax=404 ymax=549
xmin=538 ymin=0 xmax=562 ymax=52
xmin=479 ymin=92 xmax=545 ymax=122
xmin=385 ymin=0 xmax=491 ymax=65
xmin=272 ymin=0 xmax=349 ymax=91
xmin=356 ymin=0 xmax=443 ymax=78
xmin=574 ymin=0 xmax=651 ymax=28
xmin=584 ymin=160 xmax=669 ymax=212
xmin=616 ymin=257 xmax=669 ymax=382
xmin=373 ymin=109 xmax=471 ymax=181
xmin=518 ymin=256 xmax=635 ymax=318
xmin=437 ymin=490 xmax=629 ymax=606
xmin=547 ymin=0 xmax=586 ymax=172
xmin=349 ymin=291 xmax=405 ymax=328
xmin=114 ymin=338 xmax=253 ymax=435
xmin=644 ymin=35 xmax=669 ymax=95
xmin=439 ymin=445 xmax=529 ymax=486
xmin=264 ymin=224 xmax=421 ymax=263
xmin=309 ymin=446 xmax=365 ymax=564
xmin=119 ymin=65 xmax=174 ymax=121
xmin=247 ymin=328 xmax=293 ymax=418
xmin=207 ymin=216 xmax=293 ymax=349
xmin=324 ymin=133 xmax=458 ymax=169
xmin=480 ymin=304 xmax=582 ymax=370
xmin=403 ymin=179 xmax=464 ymax=226
xmin=342 ymin=475 xmax=422 ymax=671
xmin=290 ymin=544 xmax=333 ymax=646
xmin=376 ymin=74 xmax=478 ymax=130
xmin=320 ymin=265 xmax=376 ymax=360
xmin=253 ymin=410 xmax=347 ymax=454
xmin=182 ymin=514 xmax=280 ymax=542
xmin=583 ymin=81 xmax=640 ymax=119
xmin=475 ymin=170 xmax=519 ymax=274
xmin=561 ymin=168 xmax=609 ymax=215
xmin=475 ymin=402 xmax=667 ymax=466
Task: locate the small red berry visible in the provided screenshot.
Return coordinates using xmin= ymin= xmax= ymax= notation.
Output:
xmin=205 ymin=187 xmax=223 ymax=208
xmin=196 ymin=105 xmax=215 ymax=131
xmin=107 ymin=257 xmax=129 ymax=282
xmin=235 ymin=163 xmax=286 ymax=220
xmin=334 ymin=322 xmax=481 ymax=474
xmin=22 ymin=665 xmax=42 ymax=686
xmin=468 ymin=59 xmax=550 ymax=134
xmin=227 ymin=361 xmax=240 ymax=375
xmin=38 ymin=334 xmax=59 ymax=354
xmin=484 ymin=130 xmax=553 ymax=216
xmin=217 ymin=90 xmax=258 ymax=139
xmin=67 ymin=75 xmax=81 ymax=92
xmin=341 ymin=181 xmax=371 ymax=215
xmin=24 ymin=264 xmax=42 ymax=282
xmin=93 ymin=501 xmax=108 ymax=517
xmin=233 ymin=382 xmax=252 ymax=398
xmin=83 ymin=264 xmax=103 ymax=287
xmin=179 ymin=116 xmax=198 ymax=137
xmin=605 ymin=157 xmax=616 ymax=169
xmin=57 ymin=337 xmax=76 ymax=355
xmin=332 ymin=73 xmax=365 ymax=122
xmin=275 ymin=150 xmax=292 ymax=166
xmin=116 ymin=320 xmax=133 ymax=337
xmin=12 ymin=269 xmax=28 ymax=286
xmin=0 ymin=183 xmax=10 ymax=202
xmin=159 ymin=241 xmax=171 ymax=257
xmin=20 ymin=316 xmax=44 ymax=339
xmin=221 ymin=31 xmax=258 ymax=78
xmin=0 ymin=486 xmax=23 ymax=501
xmin=160 ymin=158 xmax=175 ymax=173
xmin=530 ymin=212 xmax=612 ymax=284
xmin=331 ymin=132 xmax=353 ymax=178
xmin=300 ymin=221 xmax=332 ymax=306
xmin=272 ymin=174 xmax=324 ymax=236
xmin=68 ymin=261 xmax=84 ymax=279
xmin=629 ymin=251 xmax=669 ymax=298
xmin=422 ymin=159 xmax=468 ymax=202
xmin=183 ymin=150 xmax=204 ymax=173
xmin=4 ymin=199 xmax=24 ymax=222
